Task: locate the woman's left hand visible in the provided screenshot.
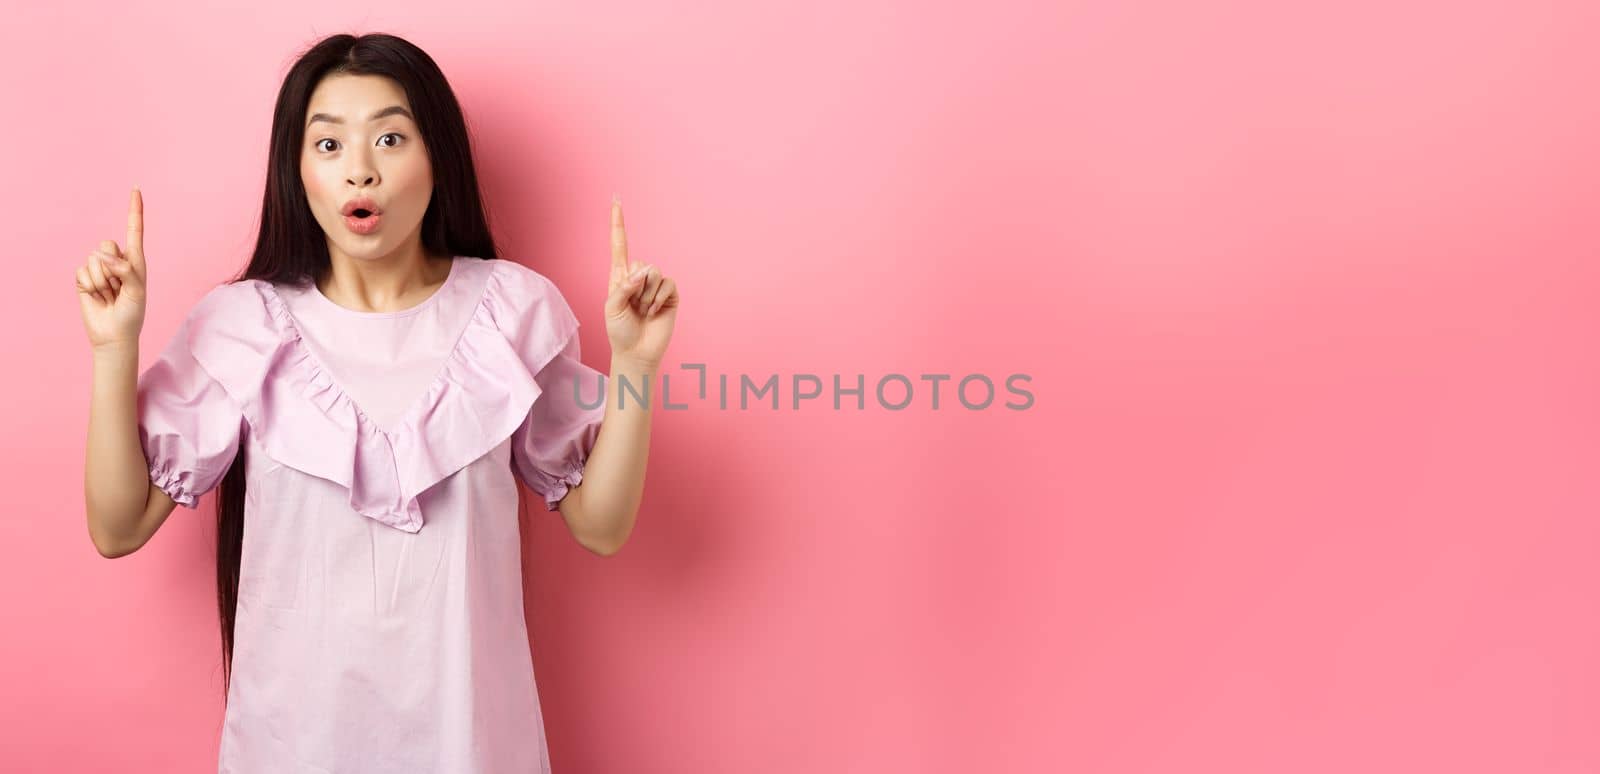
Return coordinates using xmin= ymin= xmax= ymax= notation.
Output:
xmin=604 ymin=197 xmax=679 ymax=366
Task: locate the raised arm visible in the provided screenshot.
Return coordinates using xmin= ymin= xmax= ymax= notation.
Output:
xmin=79 ymin=188 xmax=173 ymax=557
xmin=556 ymin=196 xmax=680 ymax=554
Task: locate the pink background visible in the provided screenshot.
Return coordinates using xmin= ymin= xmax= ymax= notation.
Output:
xmin=3 ymin=0 xmax=1597 ymax=771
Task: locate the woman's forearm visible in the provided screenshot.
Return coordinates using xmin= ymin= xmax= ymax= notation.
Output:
xmin=562 ymin=354 xmax=657 ymax=554
xmin=85 ymin=341 xmax=155 ymax=556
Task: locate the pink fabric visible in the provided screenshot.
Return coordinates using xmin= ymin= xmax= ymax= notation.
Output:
xmin=134 ymin=255 xmax=608 ymax=773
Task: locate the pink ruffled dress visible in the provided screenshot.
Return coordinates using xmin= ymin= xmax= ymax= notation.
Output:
xmin=134 ymin=255 xmax=607 ymax=773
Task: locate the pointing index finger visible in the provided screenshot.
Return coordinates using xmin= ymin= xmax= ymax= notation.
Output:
xmin=127 ymin=187 xmax=144 ymax=262
xmin=611 ymin=195 xmax=629 ymax=276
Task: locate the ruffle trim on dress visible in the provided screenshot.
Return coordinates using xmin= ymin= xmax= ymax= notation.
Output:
xmin=150 ymin=461 xmax=199 ymax=508
xmin=529 ymin=455 xmax=586 ymax=512
xmin=185 ymin=259 xmax=580 ymax=533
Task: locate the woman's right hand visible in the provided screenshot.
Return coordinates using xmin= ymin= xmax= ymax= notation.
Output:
xmin=77 ymin=188 xmax=149 ymax=350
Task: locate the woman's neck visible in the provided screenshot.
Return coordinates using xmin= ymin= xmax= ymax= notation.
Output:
xmin=318 ymin=244 xmax=452 ymax=313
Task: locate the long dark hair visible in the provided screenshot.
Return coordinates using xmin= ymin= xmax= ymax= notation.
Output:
xmin=211 ymin=32 xmax=503 ymax=699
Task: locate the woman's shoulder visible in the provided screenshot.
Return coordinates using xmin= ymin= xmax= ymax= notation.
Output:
xmin=477 ymin=258 xmax=580 ymax=337
xmin=187 ymin=276 xmax=274 ymax=314
xmin=179 ymin=278 xmax=281 ymax=341
xmin=480 ymin=256 xmax=566 ymax=303
xmin=468 ymin=258 xmax=585 ymax=384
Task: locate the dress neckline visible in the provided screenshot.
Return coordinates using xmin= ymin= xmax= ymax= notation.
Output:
xmin=261 ymin=256 xmax=487 ymax=439
xmin=310 ymin=255 xmax=459 ymax=319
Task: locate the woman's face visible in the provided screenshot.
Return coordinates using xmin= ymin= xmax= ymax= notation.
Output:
xmin=300 ymin=73 xmax=434 ymax=264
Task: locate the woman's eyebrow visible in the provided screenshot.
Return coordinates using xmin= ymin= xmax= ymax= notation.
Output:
xmin=307 ymin=105 xmax=414 ymax=127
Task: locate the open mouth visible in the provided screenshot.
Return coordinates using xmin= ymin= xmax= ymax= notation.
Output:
xmin=344 ymin=208 xmax=383 ymax=234
xmin=341 ymin=196 xmax=383 ymax=219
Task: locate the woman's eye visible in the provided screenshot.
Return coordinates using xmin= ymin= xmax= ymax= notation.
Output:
xmin=314 ymin=134 xmax=402 ymax=153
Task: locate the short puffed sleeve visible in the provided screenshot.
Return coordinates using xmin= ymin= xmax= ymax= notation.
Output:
xmin=510 ymin=331 xmax=608 ymax=510
xmin=488 ymin=261 xmax=608 ymax=511
xmin=136 ymin=310 xmax=246 ymax=509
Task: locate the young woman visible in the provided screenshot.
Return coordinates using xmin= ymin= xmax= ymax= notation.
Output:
xmin=78 ymin=32 xmax=678 ymax=772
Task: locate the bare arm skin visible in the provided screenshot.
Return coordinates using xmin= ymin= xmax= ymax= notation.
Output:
xmin=554 ymin=353 xmax=655 ymax=556
xmin=84 ymin=339 xmax=180 ymax=557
